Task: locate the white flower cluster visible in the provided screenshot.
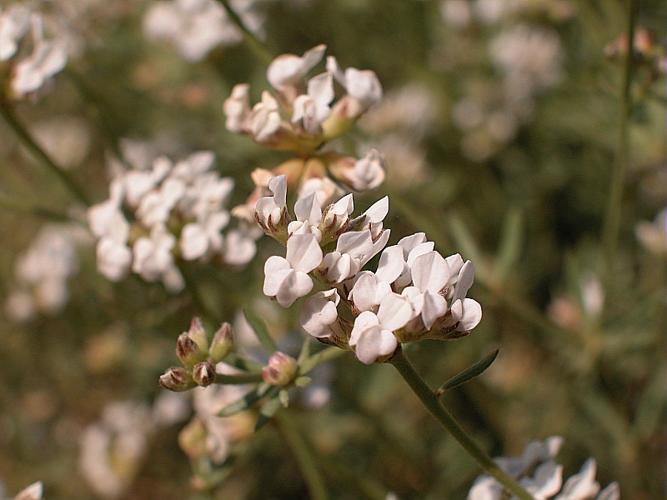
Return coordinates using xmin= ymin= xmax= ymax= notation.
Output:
xmin=0 ymin=4 xmax=68 ymax=98
xmin=79 ymin=395 xmax=189 ymax=499
xmin=88 ymin=151 xmax=259 ymax=291
xmin=468 ymin=437 xmax=620 ymax=500
xmin=143 ymin=0 xmax=264 ymax=62
xmin=5 ymin=225 xmax=82 ymax=322
xmin=490 ymin=24 xmax=563 ymax=101
xmin=257 ymin=176 xmax=482 ymax=364
xmin=225 ymin=44 xmax=382 ymax=152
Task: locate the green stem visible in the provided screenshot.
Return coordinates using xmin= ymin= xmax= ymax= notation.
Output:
xmin=300 ymin=346 xmax=347 ymax=375
xmin=0 ymin=191 xmax=78 ymax=224
xmin=389 ymin=348 xmax=533 ymax=500
xmin=274 ymin=411 xmax=330 ymax=500
xmin=0 ymin=97 xmax=90 ymax=206
xmin=215 ymin=0 xmax=273 ymax=64
xmin=602 ymin=0 xmax=639 ymax=273
xmin=214 ymin=372 xmax=263 ymax=384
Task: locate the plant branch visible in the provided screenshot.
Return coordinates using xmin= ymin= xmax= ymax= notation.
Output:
xmin=603 ymin=0 xmax=639 ymax=273
xmin=0 ymin=97 xmax=90 ymax=206
xmin=389 ymin=348 xmax=533 ymax=500
xmin=215 ymin=0 xmax=273 ymax=64
xmin=274 ymin=411 xmax=330 ymax=500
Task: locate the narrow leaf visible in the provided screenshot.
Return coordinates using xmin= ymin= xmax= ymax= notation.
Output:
xmin=218 ymin=384 xmax=276 ymax=417
xmin=495 ymin=208 xmax=523 ymax=281
xmin=436 ymin=349 xmax=499 ymax=397
xmin=255 ymin=397 xmax=282 ymax=431
xmin=244 ymin=309 xmax=277 ymax=352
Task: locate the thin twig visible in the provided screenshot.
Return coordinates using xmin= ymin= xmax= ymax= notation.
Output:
xmin=274 ymin=411 xmax=330 ymax=500
xmin=602 ymin=0 xmax=639 ymax=274
xmin=215 ymin=0 xmax=274 ymax=64
xmin=390 ymin=348 xmax=533 ymax=500
xmin=0 ymin=97 xmax=90 ymax=206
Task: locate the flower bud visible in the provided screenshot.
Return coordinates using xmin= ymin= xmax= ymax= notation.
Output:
xmin=159 ymin=366 xmax=193 ymax=392
xmin=192 ymin=360 xmax=216 ymax=387
xmin=176 ymin=333 xmax=205 ymax=367
xmin=188 ymin=316 xmax=209 ymax=352
xmin=262 ymin=352 xmax=298 ymax=386
xmin=209 ymin=322 xmax=234 ymax=362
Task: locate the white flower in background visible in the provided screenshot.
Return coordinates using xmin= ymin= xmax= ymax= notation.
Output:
xmin=11 ymin=15 xmax=67 ymax=97
xmin=327 ymin=56 xmax=383 ymax=109
xmin=255 ymin=175 xmax=288 ymax=235
xmin=144 ymin=0 xmax=264 ymax=62
xmin=292 ymin=72 xmax=335 ymax=135
xmin=1 ymin=481 xmax=43 ymax=500
xmin=468 ymin=437 xmax=620 ymax=500
xmin=88 ymin=148 xmax=258 ymax=289
xmin=186 ymin=383 xmax=254 ymax=464
xmin=0 ymin=5 xmax=31 ymax=61
xmin=635 ymin=208 xmax=667 ymax=255
xmin=79 ymin=402 xmax=153 ymax=499
xmin=349 ymin=293 xmax=413 ymax=364
xmin=5 ymin=225 xmax=83 ymax=321
xmin=490 ymin=24 xmax=563 ymax=100
xmin=330 ymin=149 xmax=386 ymax=192
xmin=263 ymin=233 xmax=323 ymax=307
xmin=224 ymin=44 xmax=383 ymax=149
xmin=267 ymin=44 xmax=327 ymax=94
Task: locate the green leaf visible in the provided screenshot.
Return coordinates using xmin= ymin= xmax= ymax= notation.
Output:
xmin=294 ymin=376 xmax=312 ymax=387
xmin=244 ymin=309 xmax=277 ymax=352
xmin=255 ymin=397 xmax=282 ymax=431
xmin=495 ymin=208 xmax=523 ymax=282
xmin=436 ymin=349 xmax=499 ymax=397
xmin=218 ymin=384 xmax=276 ymax=417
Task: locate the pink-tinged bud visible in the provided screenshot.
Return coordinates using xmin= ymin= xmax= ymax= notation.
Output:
xmin=188 ymin=317 xmax=209 ymax=352
xmin=209 ymin=322 xmax=234 ymax=362
xmin=159 ymin=366 xmax=193 ymax=392
xmin=192 ymin=361 xmax=216 ymax=387
xmin=262 ymin=352 xmax=298 ymax=386
xmin=176 ymin=333 xmax=204 ymax=367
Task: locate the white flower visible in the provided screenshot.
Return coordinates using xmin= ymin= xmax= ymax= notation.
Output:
xmin=222 ymin=224 xmax=260 ymax=266
xmin=180 ymin=210 xmax=229 ymax=261
xmin=292 ymin=72 xmax=334 ymax=135
xmin=555 ymin=459 xmax=600 ymax=500
xmin=132 ymin=225 xmax=178 ymax=284
xmin=320 ymin=228 xmax=390 ymax=283
xmin=13 ymin=481 xmax=43 ymax=500
xmin=11 ymin=16 xmax=67 ymax=97
xmin=223 ymin=83 xmax=251 ymax=133
xmin=521 ymin=461 xmax=563 ymax=500
xmin=321 ymin=193 xmax=354 ymax=235
xmin=249 ymin=91 xmax=283 ymax=143
xmin=143 ymin=0 xmax=262 ymax=62
xmin=96 ymin=238 xmax=132 ymax=281
xmin=300 ymin=289 xmax=340 ymax=339
xmin=263 ymin=233 xmax=323 ymax=307
xmin=0 ymin=5 xmax=31 ymax=61
xmin=340 ymin=149 xmax=386 ymax=191
xmin=299 ymin=176 xmax=345 ymax=208
xmin=450 ymin=298 xmax=483 ymax=332
xmin=401 ymin=251 xmax=451 ymax=329
xmin=349 ymin=270 xmax=392 ymax=312
xmin=255 ymin=175 xmax=288 ymax=233
xmin=349 ymin=293 xmax=413 ymax=364
xmin=327 ymin=56 xmax=383 ymax=109
xmin=267 ymin=44 xmax=326 ymax=92
xmin=288 ymin=192 xmax=323 ymax=240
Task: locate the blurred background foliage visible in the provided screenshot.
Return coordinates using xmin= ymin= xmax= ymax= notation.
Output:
xmin=0 ymin=0 xmax=666 ymax=498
